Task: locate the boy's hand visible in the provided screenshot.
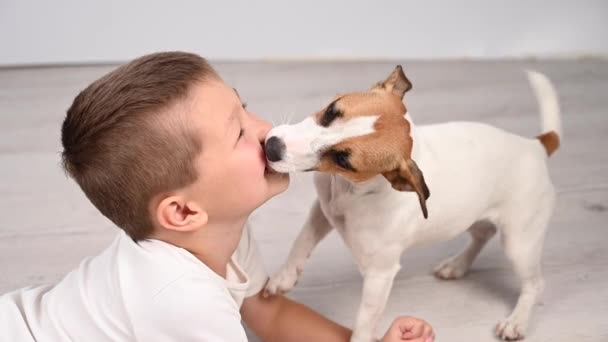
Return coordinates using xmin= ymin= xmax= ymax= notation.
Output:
xmin=380 ymin=316 xmax=435 ymax=342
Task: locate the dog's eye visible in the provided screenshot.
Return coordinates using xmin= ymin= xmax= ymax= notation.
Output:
xmin=319 ymin=99 xmax=342 ymax=127
xmin=242 ymin=102 xmax=248 ymax=110
xmin=335 ymin=153 xmax=349 ymax=168
xmin=330 ymin=150 xmax=356 ymax=171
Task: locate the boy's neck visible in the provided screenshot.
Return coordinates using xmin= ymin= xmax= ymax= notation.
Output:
xmin=153 ymin=216 xmax=248 ymax=279
xmin=190 ymin=219 xmax=247 ymax=278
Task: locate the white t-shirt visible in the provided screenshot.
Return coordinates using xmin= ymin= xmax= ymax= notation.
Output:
xmin=0 ymin=226 xmax=267 ymax=342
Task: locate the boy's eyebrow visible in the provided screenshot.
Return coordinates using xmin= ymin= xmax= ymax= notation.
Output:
xmin=226 ymin=88 xmax=244 ymax=136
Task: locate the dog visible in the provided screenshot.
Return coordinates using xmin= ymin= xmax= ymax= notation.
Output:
xmin=262 ymin=66 xmax=561 ymax=341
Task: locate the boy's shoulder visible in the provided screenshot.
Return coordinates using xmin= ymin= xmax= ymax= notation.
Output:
xmin=112 ymin=230 xmax=228 ymax=298
xmin=112 ymin=224 xmax=268 ymax=310
xmin=116 ymin=229 xmax=258 ymax=341
xmin=0 ymin=228 xmax=257 ymax=342
xmin=112 ymin=231 xmax=245 ymax=334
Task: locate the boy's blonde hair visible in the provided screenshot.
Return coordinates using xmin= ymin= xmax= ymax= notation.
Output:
xmin=61 ymin=52 xmax=218 ymax=240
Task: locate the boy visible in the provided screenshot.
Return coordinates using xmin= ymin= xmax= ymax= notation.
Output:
xmin=0 ymin=52 xmax=434 ymax=342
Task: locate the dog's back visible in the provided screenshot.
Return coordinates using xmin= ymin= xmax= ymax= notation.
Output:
xmin=410 ymin=122 xmax=550 ymax=235
xmin=405 ymin=71 xmax=562 ymax=246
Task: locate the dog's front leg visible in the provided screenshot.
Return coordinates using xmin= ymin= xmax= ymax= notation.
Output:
xmin=351 ymin=264 xmax=401 ymax=342
xmin=264 ymin=199 xmax=333 ymax=296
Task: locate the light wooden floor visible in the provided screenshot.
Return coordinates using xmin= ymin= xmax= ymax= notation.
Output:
xmin=1 ymin=60 xmax=606 ymax=341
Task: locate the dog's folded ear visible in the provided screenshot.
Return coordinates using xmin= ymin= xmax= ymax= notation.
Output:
xmin=382 ymin=159 xmax=430 ymax=218
xmin=371 ymin=65 xmax=412 ymax=99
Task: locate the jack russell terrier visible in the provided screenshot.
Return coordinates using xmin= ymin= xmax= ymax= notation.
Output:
xmin=262 ymin=66 xmax=561 ymax=341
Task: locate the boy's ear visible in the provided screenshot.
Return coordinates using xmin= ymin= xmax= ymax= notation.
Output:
xmin=156 ymin=195 xmax=208 ymax=232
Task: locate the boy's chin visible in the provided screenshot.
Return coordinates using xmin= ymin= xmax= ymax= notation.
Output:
xmin=264 ymin=166 xmax=287 ymax=179
xmin=264 ymin=169 xmax=290 ymax=192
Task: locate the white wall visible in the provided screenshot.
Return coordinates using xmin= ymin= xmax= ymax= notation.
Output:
xmin=1 ymin=0 xmax=606 ymax=66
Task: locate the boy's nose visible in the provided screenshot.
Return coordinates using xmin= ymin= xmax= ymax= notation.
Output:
xmin=264 ymin=136 xmax=285 ymax=162
xmin=256 ymin=117 xmax=272 ymax=143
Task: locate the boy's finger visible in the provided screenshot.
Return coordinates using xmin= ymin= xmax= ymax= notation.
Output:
xmin=402 ymin=326 xmax=423 ymax=339
xmin=409 ymin=323 xmax=424 ymax=337
xmin=405 ymin=335 xmax=433 ymax=342
xmin=402 ymin=337 xmax=428 ymax=342
xmin=422 ymin=325 xmax=433 ymax=338
xmin=382 ymin=324 xmax=405 ymax=341
xmin=402 ymin=331 xmax=415 ymax=339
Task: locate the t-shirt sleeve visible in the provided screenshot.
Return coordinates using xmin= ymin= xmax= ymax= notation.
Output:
xmin=131 ymin=276 xmax=248 ymax=342
xmin=234 ymin=225 xmax=268 ymax=297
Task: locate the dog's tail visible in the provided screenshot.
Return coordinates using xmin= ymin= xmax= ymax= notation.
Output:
xmin=527 ymin=70 xmax=562 ymax=156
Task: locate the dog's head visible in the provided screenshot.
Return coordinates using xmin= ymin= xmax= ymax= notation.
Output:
xmin=265 ymin=66 xmax=429 ymax=218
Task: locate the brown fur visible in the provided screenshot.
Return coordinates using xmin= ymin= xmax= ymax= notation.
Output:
xmin=537 ymin=131 xmax=560 ymax=156
xmin=312 ymin=66 xmax=430 ymax=218
xmin=314 ymin=92 xmax=411 ymax=180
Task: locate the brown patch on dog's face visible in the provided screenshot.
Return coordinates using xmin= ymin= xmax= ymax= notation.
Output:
xmin=266 ymin=66 xmax=430 ymax=218
xmin=314 ymin=98 xmax=411 ymax=181
xmin=313 ymin=67 xmax=413 ymax=177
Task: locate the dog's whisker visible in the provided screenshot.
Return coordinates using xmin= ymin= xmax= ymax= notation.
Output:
xmin=280 ymin=108 xmax=296 ymax=126
xmin=287 ymin=110 xmax=297 ymax=125
xmin=277 ymin=112 xmax=284 ymax=126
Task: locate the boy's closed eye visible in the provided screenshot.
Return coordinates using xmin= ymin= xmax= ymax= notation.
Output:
xmin=237 ymin=102 xmax=248 ymax=141
xmin=233 ymin=126 xmax=244 ymax=147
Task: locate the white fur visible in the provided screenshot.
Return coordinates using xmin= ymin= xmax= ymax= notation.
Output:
xmin=527 ymin=70 xmax=563 ymax=137
xmin=267 ymin=115 xmax=379 ymax=172
xmin=265 ymin=71 xmax=561 ymax=341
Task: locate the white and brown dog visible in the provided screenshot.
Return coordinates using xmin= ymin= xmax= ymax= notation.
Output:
xmin=263 ymin=66 xmax=561 ymax=341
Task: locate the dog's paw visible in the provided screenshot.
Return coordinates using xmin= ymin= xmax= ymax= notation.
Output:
xmin=263 ymin=265 xmax=300 ymax=297
xmin=433 ymin=256 xmax=469 ymax=280
xmin=496 ymin=318 xmax=527 ymax=341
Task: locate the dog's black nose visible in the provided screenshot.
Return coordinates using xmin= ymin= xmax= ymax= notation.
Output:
xmin=265 ymin=136 xmax=285 ymax=162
